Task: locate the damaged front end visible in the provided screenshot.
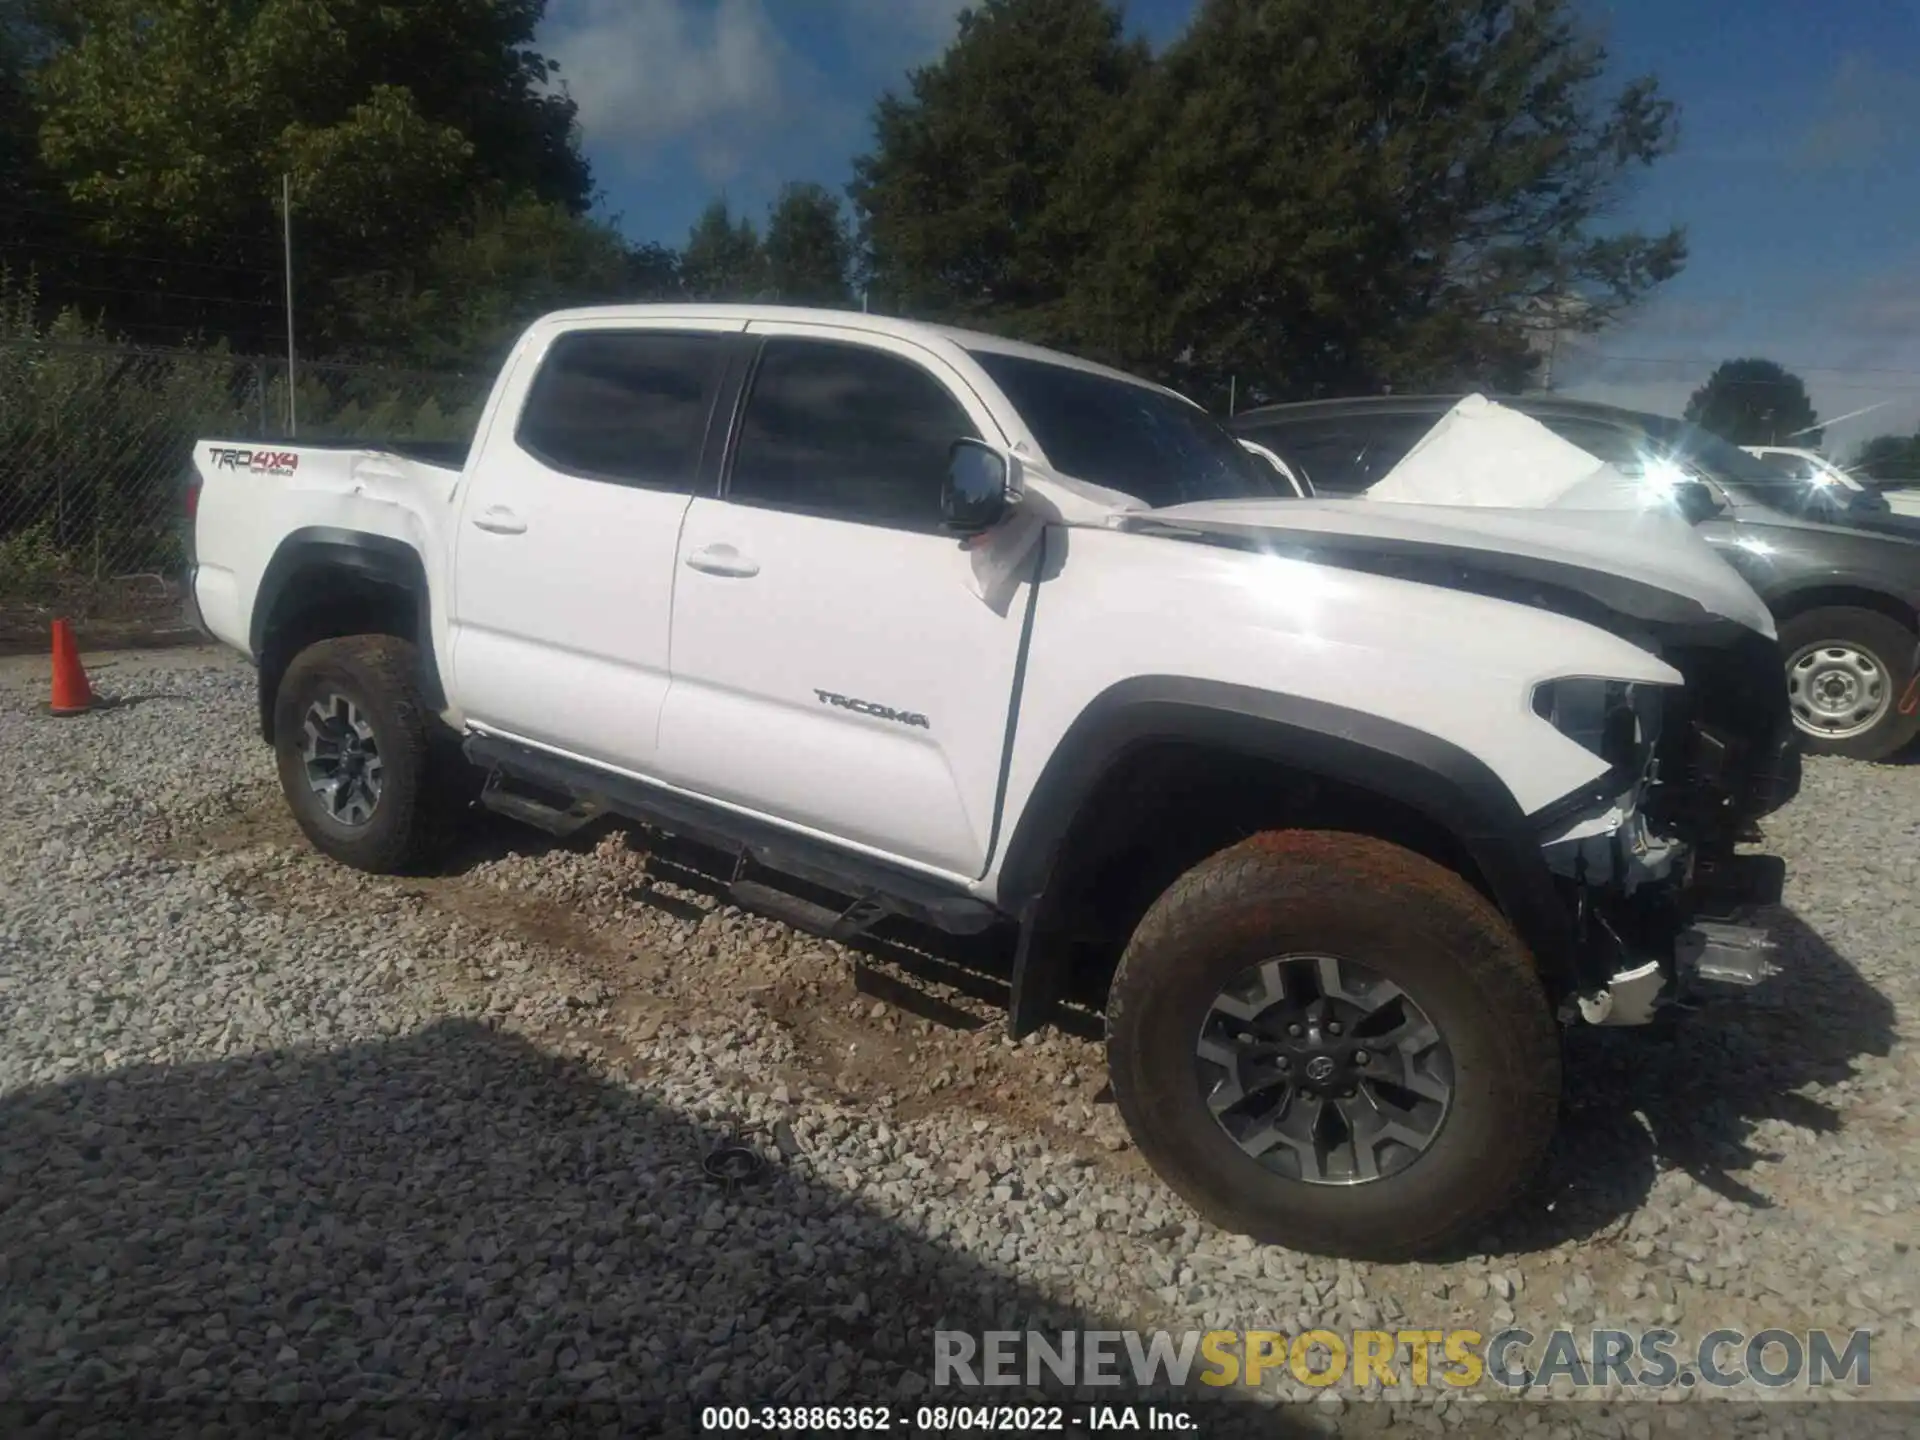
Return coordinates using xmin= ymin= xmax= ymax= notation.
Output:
xmin=1533 ymin=627 xmax=1800 ymax=1026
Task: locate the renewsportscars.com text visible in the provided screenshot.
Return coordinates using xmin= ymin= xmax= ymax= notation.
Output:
xmin=934 ymin=1327 xmax=1873 ymax=1391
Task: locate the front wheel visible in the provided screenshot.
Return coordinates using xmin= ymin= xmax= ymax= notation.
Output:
xmin=1105 ymin=830 xmax=1560 ymax=1261
xmin=1779 ymin=607 xmax=1920 ymax=761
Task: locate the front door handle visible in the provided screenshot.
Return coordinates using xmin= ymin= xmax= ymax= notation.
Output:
xmin=471 ymin=506 xmax=527 ymax=535
xmin=684 ymin=543 xmax=760 ymax=578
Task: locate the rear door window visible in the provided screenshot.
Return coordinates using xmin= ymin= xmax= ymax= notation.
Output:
xmin=515 ymin=330 xmax=727 ymax=490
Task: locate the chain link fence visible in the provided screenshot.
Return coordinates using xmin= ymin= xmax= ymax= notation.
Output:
xmin=0 ymin=339 xmax=486 ymax=652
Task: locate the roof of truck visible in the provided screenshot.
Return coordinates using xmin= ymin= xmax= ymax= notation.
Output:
xmin=533 ymin=303 xmax=1186 ymax=400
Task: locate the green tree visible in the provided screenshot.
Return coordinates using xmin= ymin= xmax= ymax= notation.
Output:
xmin=764 ymin=183 xmax=853 ymax=306
xmin=1854 ymin=432 xmax=1920 ymax=484
xmin=1684 ymin=359 xmax=1821 ymax=446
xmin=850 ymin=0 xmax=1148 ymax=330
xmin=680 ymin=200 xmax=766 ymax=301
xmin=326 ymin=200 xmax=645 ymax=370
xmin=1067 ymin=0 xmax=1686 ymax=403
xmin=1 ymin=1 xmax=80 ymax=316
xmin=28 ymin=0 xmax=589 ymax=350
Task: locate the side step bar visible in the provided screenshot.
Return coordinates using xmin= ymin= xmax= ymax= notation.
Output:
xmin=479 ymin=772 xmax=607 ymax=837
xmin=463 ymin=734 xmax=1004 ymax=939
xmin=727 ymin=879 xmax=893 ymax=943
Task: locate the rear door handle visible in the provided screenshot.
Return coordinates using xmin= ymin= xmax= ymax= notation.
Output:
xmin=684 ymin=543 xmax=760 ymax=578
xmin=471 ymin=506 xmax=526 ymax=535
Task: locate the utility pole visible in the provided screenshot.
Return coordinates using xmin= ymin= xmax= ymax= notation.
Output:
xmin=1228 ymin=375 xmax=1237 ymax=416
xmin=282 ymin=173 xmax=298 ymax=436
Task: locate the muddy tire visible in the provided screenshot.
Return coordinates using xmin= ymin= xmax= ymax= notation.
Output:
xmin=1106 ymin=830 xmax=1560 ymax=1261
xmin=272 ymin=635 xmax=470 ymax=874
xmin=1778 ymin=607 xmax=1920 ymax=761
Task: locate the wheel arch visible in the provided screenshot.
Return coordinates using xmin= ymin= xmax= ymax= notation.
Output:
xmin=996 ymin=678 xmax=1580 ymax=1034
xmin=251 ymin=527 xmax=440 ymax=743
xmin=1768 ymin=583 xmax=1918 ymax=635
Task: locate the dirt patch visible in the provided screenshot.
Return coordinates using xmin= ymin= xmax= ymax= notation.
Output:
xmin=141 ymin=794 xmax=1136 ymax=1165
xmin=152 ymin=793 xmax=300 ymax=859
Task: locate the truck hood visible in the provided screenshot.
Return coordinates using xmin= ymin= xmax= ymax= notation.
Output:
xmin=1126 ymin=495 xmax=1777 ymax=640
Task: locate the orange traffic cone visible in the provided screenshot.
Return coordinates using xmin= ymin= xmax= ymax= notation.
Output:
xmin=49 ymin=619 xmax=94 ymax=716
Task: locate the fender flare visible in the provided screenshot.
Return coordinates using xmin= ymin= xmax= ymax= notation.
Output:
xmin=995 ymin=678 xmax=1580 ymax=1033
xmin=251 ymin=526 xmax=441 ymax=738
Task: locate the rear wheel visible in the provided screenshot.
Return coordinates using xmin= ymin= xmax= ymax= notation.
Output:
xmin=273 ymin=635 xmax=469 ymax=873
xmin=1105 ymin=830 xmax=1560 ymax=1261
xmin=1779 ymin=607 xmax=1920 ymax=761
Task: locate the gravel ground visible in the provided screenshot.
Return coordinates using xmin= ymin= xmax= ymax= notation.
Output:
xmin=1 ymin=648 xmax=1916 ymax=1437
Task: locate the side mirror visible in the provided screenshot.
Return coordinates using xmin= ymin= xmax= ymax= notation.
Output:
xmin=1672 ymin=479 xmax=1720 ymax=525
xmin=944 ymin=438 xmax=1016 ymax=535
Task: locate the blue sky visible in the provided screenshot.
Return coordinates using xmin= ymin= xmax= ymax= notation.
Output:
xmin=539 ymin=0 xmax=1920 ymax=455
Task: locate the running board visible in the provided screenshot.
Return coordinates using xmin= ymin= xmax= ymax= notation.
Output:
xmin=728 ymin=879 xmax=893 ymax=943
xmin=478 ymin=772 xmax=606 ymax=837
xmin=463 ymin=734 xmax=1003 ymax=938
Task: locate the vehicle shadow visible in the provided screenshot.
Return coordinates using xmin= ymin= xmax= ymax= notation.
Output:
xmin=1481 ymin=904 xmax=1898 ymax=1256
xmin=0 ymin=1022 xmax=1302 ymax=1439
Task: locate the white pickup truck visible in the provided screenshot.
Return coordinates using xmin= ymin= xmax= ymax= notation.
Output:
xmin=187 ymin=305 xmax=1799 ymax=1259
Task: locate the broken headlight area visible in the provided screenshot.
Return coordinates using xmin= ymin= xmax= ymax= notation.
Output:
xmin=1530 ymin=677 xmax=1663 ymax=789
xmin=1538 ymin=763 xmax=1782 ymax=1029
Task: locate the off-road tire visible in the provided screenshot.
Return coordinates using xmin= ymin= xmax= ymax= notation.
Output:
xmin=1106 ymin=830 xmax=1560 ymax=1261
xmin=1777 ymin=607 xmax=1920 ymax=761
xmin=273 ymin=635 xmax=470 ymax=874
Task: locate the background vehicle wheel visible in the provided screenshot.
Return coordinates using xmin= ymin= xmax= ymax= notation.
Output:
xmin=273 ymin=635 xmax=470 ymax=874
xmin=1778 ymin=607 xmax=1920 ymax=761
xmin=1106 ymin=830 xmax=1560 ymax=1261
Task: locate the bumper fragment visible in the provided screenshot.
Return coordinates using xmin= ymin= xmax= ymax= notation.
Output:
xmin=1678 ymin=920 xmax=1780 ymax=988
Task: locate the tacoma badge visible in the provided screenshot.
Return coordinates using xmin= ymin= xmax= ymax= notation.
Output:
xmin=813 ymin=689 xmax=931 ymax=729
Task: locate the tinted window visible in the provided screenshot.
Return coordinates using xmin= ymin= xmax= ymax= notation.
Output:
xmin=1233 ymin=414 xmax=1437 ymax=494
xmin=968 ymin=349 xmax=1277 ymax=507
xmin=729 ymin=339 xmax=978 ymax=529
xmin=515 ymin=331 xmax=724 ymax=488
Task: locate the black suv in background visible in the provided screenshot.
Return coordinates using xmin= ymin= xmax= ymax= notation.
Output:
xmin=1232 ymin=395 xmax=1920 ymax=762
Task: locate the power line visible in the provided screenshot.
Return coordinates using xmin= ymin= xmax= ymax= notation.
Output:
xmin=5 ymin=275 xmax=283 ymax=309
xmin=0 ymin=237 xmax=282 ymax=279
xmin=1571 ymin=351 xmax=1920 ymax=382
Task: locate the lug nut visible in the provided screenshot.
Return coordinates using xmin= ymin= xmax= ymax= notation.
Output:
xmin=1326 ymin=1020 xmax=1343 ymax=1036
xmin=1275 ymin=1056 xmax=1290 ymax=1071
xmin=1354 ymin=1050 xmax=1370 ymax=1066
xmin=1288 ymin=1023 xmax=1303 ymax=1037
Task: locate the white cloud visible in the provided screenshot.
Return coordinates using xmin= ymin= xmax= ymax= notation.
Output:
xmin=543 ymin=0 xmax=967 ymax=191
xmin=1791 ymin=53 xmax=1920 ymax=173
xmin=546 ymin=0 xmax=788 ymax=172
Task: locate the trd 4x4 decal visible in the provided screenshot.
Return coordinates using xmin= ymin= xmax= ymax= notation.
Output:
xmin=209 ymin=447 xmax=300 ymax=476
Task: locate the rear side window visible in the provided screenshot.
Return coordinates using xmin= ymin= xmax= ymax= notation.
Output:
xmin=727 ymin=338 xmax=978 ymax=530
xmin=515 ymin=330 xmax=725 ymax=489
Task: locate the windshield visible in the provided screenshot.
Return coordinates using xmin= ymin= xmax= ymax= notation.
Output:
xmin=965 ymin=348 xmax=1280 ymax=507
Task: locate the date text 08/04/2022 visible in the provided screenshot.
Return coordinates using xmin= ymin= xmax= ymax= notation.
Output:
xmin=697 ymin=1403 xmax=1199 ymax=1433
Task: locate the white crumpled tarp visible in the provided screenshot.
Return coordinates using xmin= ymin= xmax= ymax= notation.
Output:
xmin=1364 ymin=393 xmax=1656 ymax=512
